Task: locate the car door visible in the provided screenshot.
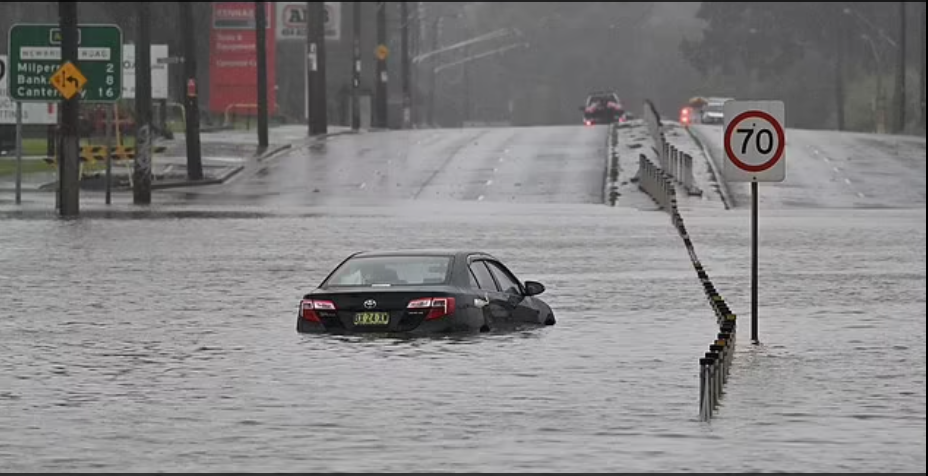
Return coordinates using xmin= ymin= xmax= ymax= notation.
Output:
xmin=484 ymin=260 xmax=541 ymax=325
xmin=468 ymin=259 xmax=511 ymax=327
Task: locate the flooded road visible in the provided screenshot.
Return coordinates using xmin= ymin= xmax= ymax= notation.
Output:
xmin=1 ymin=126 xmax=925 ymax=472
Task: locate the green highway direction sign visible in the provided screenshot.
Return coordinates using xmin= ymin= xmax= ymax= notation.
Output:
xmin=7 ymin=23 xmax=122 ymax=102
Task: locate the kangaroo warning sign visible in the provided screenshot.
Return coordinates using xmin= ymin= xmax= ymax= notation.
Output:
xmin=723 ymin=100 xmax=786 ymax=182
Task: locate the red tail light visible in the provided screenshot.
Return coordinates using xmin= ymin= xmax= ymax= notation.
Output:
xmin=407 ymin=297 xmax=456 ymax=320
xmin=301 ymin=299 xmax=336 ymax=322
xmin=584 ymin=120 xmax=593 ymax=126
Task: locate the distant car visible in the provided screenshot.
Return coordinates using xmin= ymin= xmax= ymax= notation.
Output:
xmin=580 ymin=91 xmax=627 ymax=126
xmin=699 ymin=97 xmax=733 ymax=125
xmin=297 ymin=250 xmax=556 ymax=335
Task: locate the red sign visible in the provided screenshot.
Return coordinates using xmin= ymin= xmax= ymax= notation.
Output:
xmin=209 ymin=2 xmax=276 ymax=115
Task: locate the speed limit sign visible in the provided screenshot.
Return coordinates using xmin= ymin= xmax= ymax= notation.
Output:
xmin=723 ymin=100 xmax=786 ymax=182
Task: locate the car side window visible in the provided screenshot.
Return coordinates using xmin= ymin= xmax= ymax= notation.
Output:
xmin=468 ymin=269 xmax=480 ymax=289
xmin=485 ymin=261 xmax=523 ymax=295
xmin=469 ymin=261 xmax=499 ymax=292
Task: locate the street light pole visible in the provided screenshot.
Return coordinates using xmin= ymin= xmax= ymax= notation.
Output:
xmin=835 ymin=15 xmax=846 ymax=131
xmin=428 ymin=16 xmax=441 ymax=126
xmin=134 ymin=1 xmax=153 ymax=205
xmin=255 ymin=1 xmax=269 ymax=148
xmin=351 ymin=1 xmax=361 ymax=131
xmin=375 ymin=1 xmax=388 ymax=129
xmin=307 ymin=2 xmax=328 ymax=135
xmin=921 ymin=1 xmax=926 ymax=129
xmin=401 ymin=1 xmax=411 ymax=129
xmin=180 ymin=1 xmax=203 ymax=180
xmin=894 ymin=1 xmax=906 ymax=133
xmin=58 ymin=1 xmax=80 ymax=217
xmin=862 ymin=34 xmax=887 ymax=133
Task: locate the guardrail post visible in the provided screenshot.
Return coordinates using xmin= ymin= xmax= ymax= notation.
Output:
xmin=683 ymin=153 xmax=692 ymax=191
xmin=700 ymin=357 xmax=712 ymax=421
xmin=662 ymin=141 xmax=669 ymax=169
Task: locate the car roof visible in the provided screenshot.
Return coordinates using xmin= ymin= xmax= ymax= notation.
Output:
xmin=350 ymin=249 xmax=495 ymax=260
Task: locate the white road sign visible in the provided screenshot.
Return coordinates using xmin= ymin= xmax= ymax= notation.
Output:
xmin=723 ymin=100 xmax=786 ymax=182
xmin=122 ymin=44 xmax=169 ymax=100
xmin=276 ymin=2 xmax=342 ymax=41
xmin=1 ymin=54 xmax=57 ymax=125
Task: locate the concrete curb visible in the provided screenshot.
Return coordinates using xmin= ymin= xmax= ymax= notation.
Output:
xmin=685 ymin=126 xmax=735 ymax=209
xmin=149 ymin=165 xmax=245 ymax=190
xmin=255 ymin=144 xmax=293 ymax=163
xmin=256 ymin=129 xmax=357 ymax=164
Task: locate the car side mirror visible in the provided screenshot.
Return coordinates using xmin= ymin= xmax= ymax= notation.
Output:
xmin=524 ymin=281 xmax=545 ymax=296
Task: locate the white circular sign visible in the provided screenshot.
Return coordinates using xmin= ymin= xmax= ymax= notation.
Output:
xmin=724 ymin=110 xmax=785 ymax=173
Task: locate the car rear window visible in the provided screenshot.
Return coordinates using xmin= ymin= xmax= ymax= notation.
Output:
xmin=323 ymin=256 xmax=453 ymax=287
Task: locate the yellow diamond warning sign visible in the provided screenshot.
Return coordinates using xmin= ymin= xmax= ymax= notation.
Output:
xmin=49 ymin=61 xmax=87 ymax=100
xmin=375 ymin=44 xmax=389 ymax=61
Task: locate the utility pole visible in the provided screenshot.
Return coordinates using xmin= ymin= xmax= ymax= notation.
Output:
xmin=463 ymin=43 xmax=470 ymax=125
xmin=894 ymin=1 xmax=907 ymax=133
xmin=255 ymin=1 xmax=269 ymax=148
xmin=401 ymin=2 xmax=411 ymax=129
xmin=428 ymin=16 xmax=440 ymax=126
xmin=58 ymin=1 xmax=80 ymax=217
xmin=835 ymin=16 xmax=846 ymax=131
xmin=134 ymin=1 xmax=153 ymax=205
xmin=180 ymin=1 xmax=203 ymax=180
xmin=351 ymin=1 xmax=361 ymax=130
xmin=307 ymin=2 xmax=328 ymax=135
xmin=921 ymin=1 xmax=926 ymax=128
xmin=375 ymin=1 xmax=388 ymax=129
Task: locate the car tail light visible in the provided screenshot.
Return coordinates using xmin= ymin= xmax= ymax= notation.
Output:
xmin=584 ymin=120 xmax=593 ymax=126
xmin=301 ymin=299 xmax=336 ymax=322
xmin=407 ymin=297 xmax=456 ymax=320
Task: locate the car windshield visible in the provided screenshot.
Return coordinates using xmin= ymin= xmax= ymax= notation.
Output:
xmin=323 ymin=255 xmax=453 ymax=287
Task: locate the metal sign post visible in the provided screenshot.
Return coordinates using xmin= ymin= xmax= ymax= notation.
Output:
xmin=723 ymin=100 xmax=787 ymax=344
xmin=15 ymin=101 xmax=22 ymax=204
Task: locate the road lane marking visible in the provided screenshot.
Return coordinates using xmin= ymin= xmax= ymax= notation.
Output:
xmin=477 ymin=195 xmax=485 ymax=201
xmin=857 ymin=192 xmax=866 ymax=198
xmin=486 ymin=179 xmax=493 ymax=186
xmin=844 ymin=178 xmax=852 ymax=185
xmin=359 ymin=182 xmax=367 ymax=189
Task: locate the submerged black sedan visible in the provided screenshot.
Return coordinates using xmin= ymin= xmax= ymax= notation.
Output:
xmin=297 ymin=250 xmax=555 ymax=335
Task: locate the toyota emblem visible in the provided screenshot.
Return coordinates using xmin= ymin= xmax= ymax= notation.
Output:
xmin=363 ymin=299 xmax=377 ymax=309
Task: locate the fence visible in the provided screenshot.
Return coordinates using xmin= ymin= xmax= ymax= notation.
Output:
xmin=643 ymin=100 xmax=702 ymax=197
xmin=636 ymin=101 xmax=738 ymax=421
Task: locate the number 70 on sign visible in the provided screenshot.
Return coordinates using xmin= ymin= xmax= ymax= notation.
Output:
xmin=722 ymin=100 xmax=786 ymax=183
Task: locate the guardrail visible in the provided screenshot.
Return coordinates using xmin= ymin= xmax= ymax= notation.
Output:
xmin=637 ymin=150 xmax=737 ymax=422
xmin=643 ymin=100 xmax=702 ymax=197
xmin=606 ymin=123 xmax=620 ymax=206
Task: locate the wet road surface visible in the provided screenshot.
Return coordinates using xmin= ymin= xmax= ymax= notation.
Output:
xmin=1 ymin=124 xmax=925 ymax=472
xmin=690 ymin=124 xmax=927 ymax=209
xmin=172 ymin=125 xmax=611 ymax=207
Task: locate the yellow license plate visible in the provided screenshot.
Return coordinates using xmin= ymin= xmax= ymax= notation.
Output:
xmin=354 ymin=312 xmax=390 ymax=326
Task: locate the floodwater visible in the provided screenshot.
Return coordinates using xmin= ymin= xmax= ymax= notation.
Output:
xmin=1 ymin=126 xmax=925 ymax=472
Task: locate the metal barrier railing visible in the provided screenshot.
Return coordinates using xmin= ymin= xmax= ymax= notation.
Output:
xmin=636 ymin=144 xmax=737 ymax=422
xmin=643 ymin=101 xmax=703 ymax=197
